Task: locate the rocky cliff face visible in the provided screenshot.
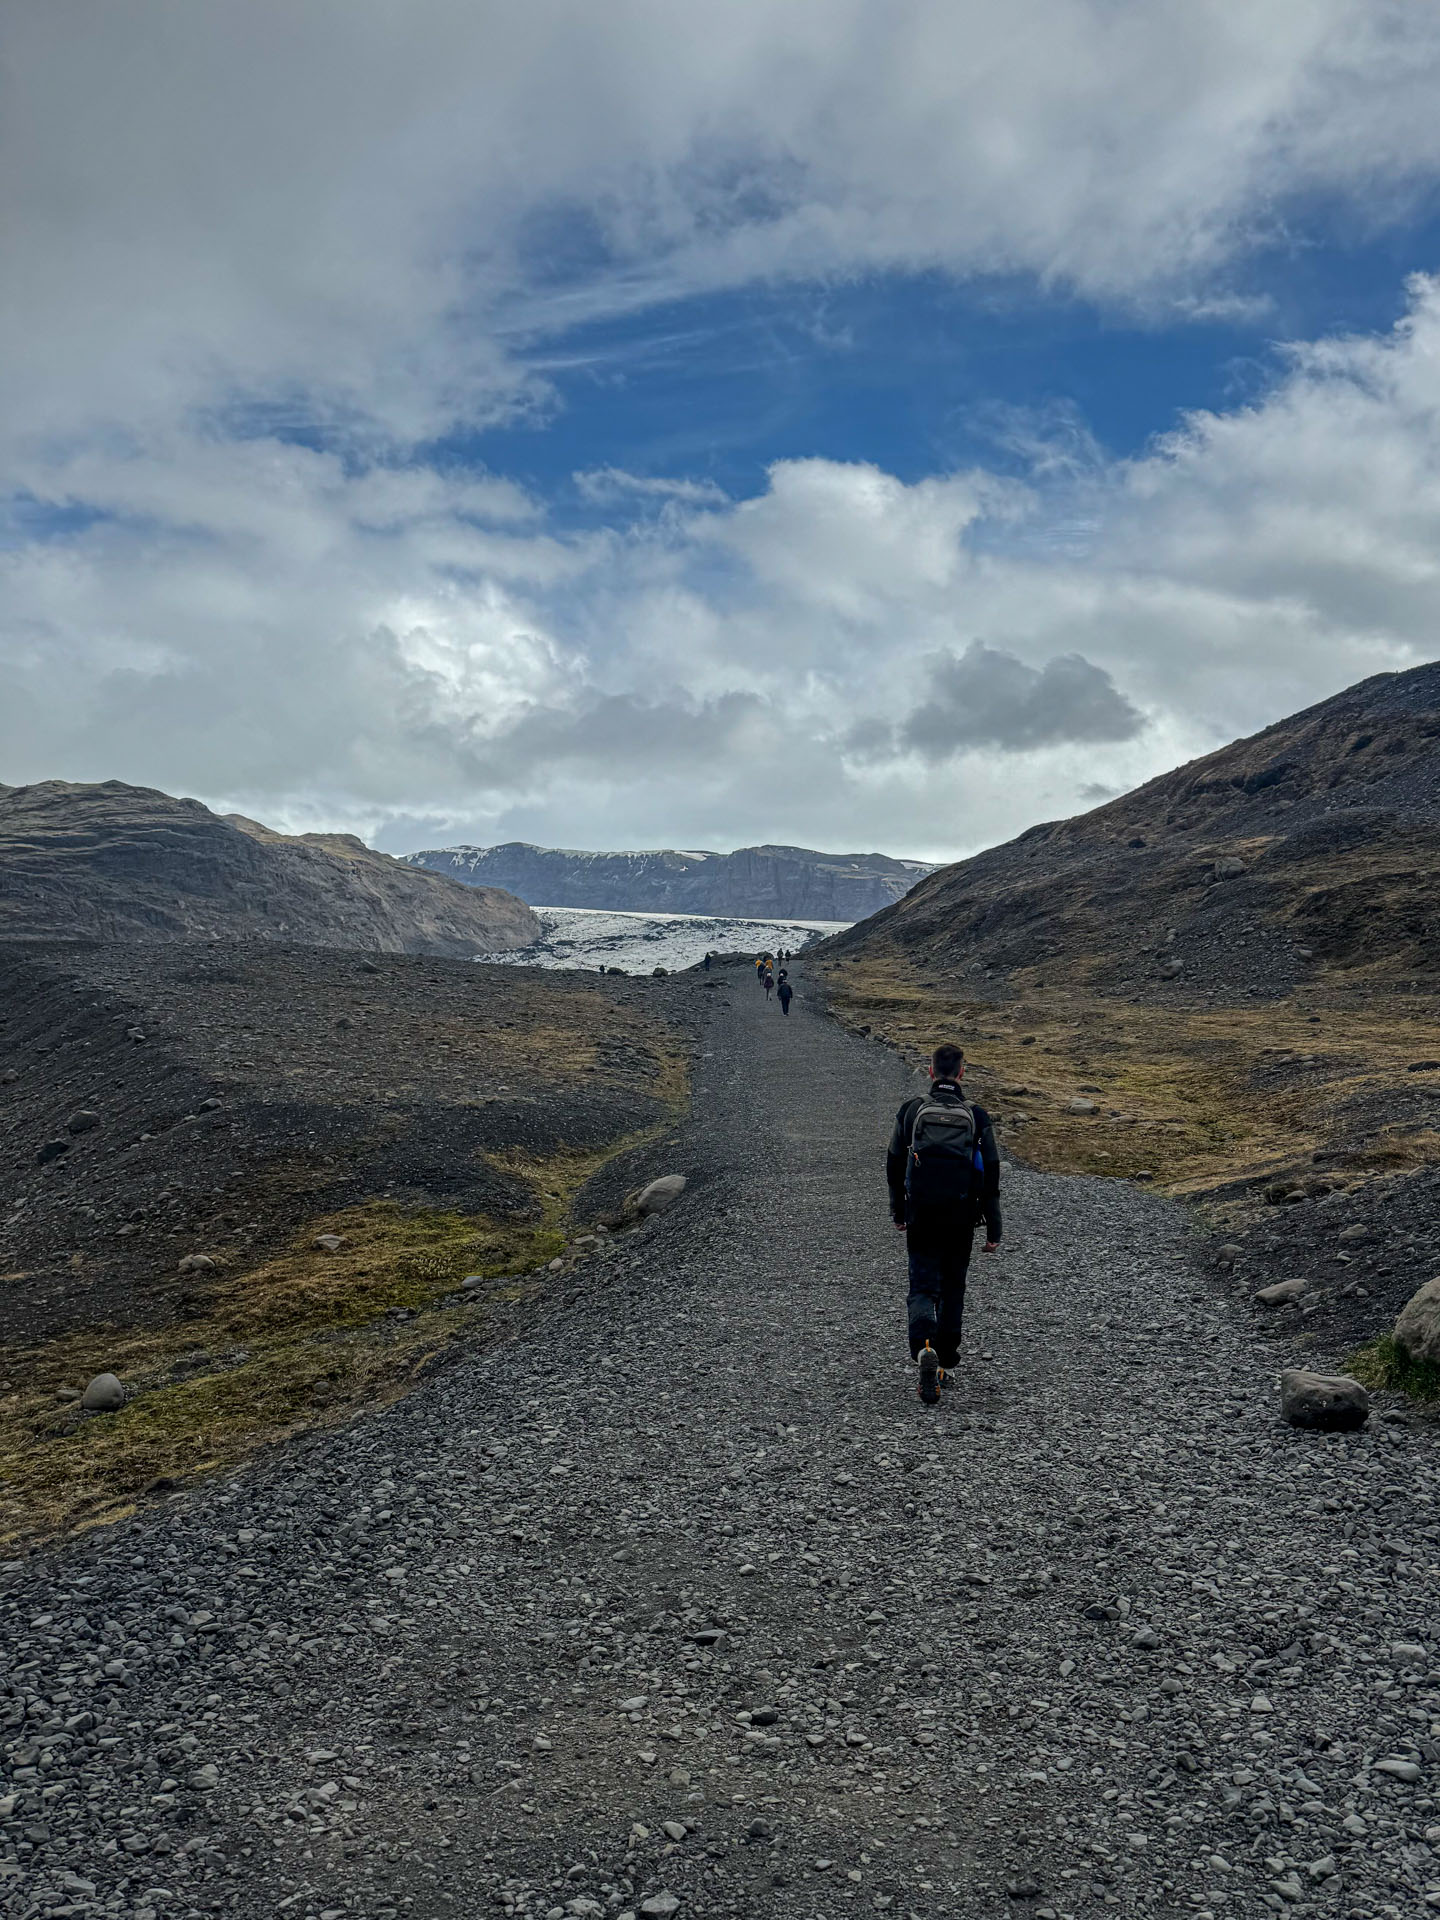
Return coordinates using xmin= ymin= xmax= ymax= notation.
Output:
xmin=406 ymin=841 xmax=932 ymax=920
xmin=0 ymin=781 xmax=540 ymax=955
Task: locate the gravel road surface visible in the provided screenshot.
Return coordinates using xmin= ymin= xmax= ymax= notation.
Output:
xmin=3 ymin=967 xmax=1437 ymax=1920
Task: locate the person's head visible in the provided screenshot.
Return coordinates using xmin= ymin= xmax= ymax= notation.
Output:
xmin=930 ymin=1042 xmax=965 ymax=1083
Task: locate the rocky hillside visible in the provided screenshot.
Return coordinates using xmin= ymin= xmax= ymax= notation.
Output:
xmin=406 ymin=839 xmax=932 ymax=920
xmin=0 ymin=780 xmax=540 ymax=955
xmin=830 ymin=657 xmax=1440 ymax=995
xmin=820 ymin=660 xmax=1440 ymax=1386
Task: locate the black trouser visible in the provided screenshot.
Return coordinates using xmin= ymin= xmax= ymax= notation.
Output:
xmin=905 ymin=1223 xmax=975 ymax=1367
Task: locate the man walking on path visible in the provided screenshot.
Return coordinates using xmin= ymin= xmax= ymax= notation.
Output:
xmin=777 ymin=972 xmax=793 ymax=1015
xmin=763 ymin=967 xmax=774 ymax=1001
xmin=886 ymin=1043 xmax=1001 ymax=1404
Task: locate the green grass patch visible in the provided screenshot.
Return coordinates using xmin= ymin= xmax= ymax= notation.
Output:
xmin=1347 ymin=1335 xmax=1440 ymax=1406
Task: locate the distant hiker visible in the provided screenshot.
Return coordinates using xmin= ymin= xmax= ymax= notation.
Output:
xmin=886 ymin=1042 xmax=1001 ymax=1406
xmin=756 ymin=955 xmax=767 ymax=982
xmin=703 ymin=951 xmax=712 ymax=971
xmin=763 ymin=968 xmax=774 ymax=1000
xmin=777 ymin=975 xmax=793 ymax=1016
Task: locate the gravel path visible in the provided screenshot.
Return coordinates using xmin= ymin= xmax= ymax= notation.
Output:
xmin=3 ymin=969 xmax=1438 ymax=1920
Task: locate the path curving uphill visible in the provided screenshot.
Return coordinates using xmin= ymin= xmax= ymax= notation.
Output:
xmin=2 ymin=969 xmax=1436 ymax=1919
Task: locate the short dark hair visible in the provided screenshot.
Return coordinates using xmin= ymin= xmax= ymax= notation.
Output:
xmin=931 ymin=1042 xmax=965 ymax=1079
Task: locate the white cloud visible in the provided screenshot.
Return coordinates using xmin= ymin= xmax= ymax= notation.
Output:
xmin=7 ymin=6 xmax=1440 ymax=859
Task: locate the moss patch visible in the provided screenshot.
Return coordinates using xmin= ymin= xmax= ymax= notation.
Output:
xmin=1347 ymin=1335 xmax=1440 ymax=1407
xmin=0 ymin=1130 xmax=665 ymax=1546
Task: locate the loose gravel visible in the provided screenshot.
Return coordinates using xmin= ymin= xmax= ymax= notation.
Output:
xmin=3 ymin=968 xmax=1438 ymax=1920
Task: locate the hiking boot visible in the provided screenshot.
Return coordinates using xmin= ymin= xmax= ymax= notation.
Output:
xmin=938 ymin=1367 xmax=956 ymax=1392
xmin=917 ymin=1342 xmax=940 ymax=1407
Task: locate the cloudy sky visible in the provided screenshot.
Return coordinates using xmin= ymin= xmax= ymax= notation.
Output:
xmin=7 ymin=2 xmax=1440 ymax=862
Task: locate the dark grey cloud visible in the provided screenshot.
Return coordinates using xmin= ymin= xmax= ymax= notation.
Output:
xmin=900 ymin=642 xmax=1144 ymax=757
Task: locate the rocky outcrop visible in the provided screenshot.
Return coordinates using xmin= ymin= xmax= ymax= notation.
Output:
xmin=406 ymin=841 xmax=931 ymax=921
xmin=0 ymin=780 xmax=539 ymax=955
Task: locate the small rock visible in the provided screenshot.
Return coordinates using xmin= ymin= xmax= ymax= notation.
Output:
xmin=177 ymin=1253 xmax=217 ymax=1274
xmin=190 ymin=1763 xmax=219 ymax=1790
xmin=1405 ymin=1059 xmax=1440 ymax=1072
xmin=1212 ymin=856 xmax=1246 ymax=879
xmin=1 ymin=1068 xmax=17 ymax=1084
xmin=312 ymin=1234 xmax=346 ymax=1253
xmin=1255 ymin=1278 xmax=1306 ymax=1307
xmin=80 ymin=1373 xmax=125 ymax=1413
xmin=1394 ymin=1277 xmax=1440 ymax=1366
xmin=1216 ymin=1242 xmax=1244 ymax=1265
xmin=1006 ymin=1877 xmax=1043 ymax=1900
xmin=1130 ymin=1627 xmax=1160 ymax=1650
xmin=1279 ymin=1368 xmax=1369 ymax=1431
xmin=35 ymin=1137 xmax=70 ymax=1165
xmin=638 ymin=1895 xmax=680 ymax=1917
xmin=1157 ymin=957 xmax=1184 ymax=979
xmin=1067 ymin=1098 xmax=1098 ymax=1115
xmin=636 ymin=1174 xmax=687 ymax=1216
xmin=1374 ymin=1758 xmax=1422 ymax=1783
xmin=65 ymin=1109 xmax=101 ymax=1134
xmin=1337 ymin=1221 xmax=1370 ymax=1242
xmin=1295 ymin=946 xmax=1314 ymax=959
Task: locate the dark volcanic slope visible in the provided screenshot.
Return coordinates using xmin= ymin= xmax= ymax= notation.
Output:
xmin=0 ymin=942 xmax=686 ymax=1349
xmin=832 ymin=658 xmax=1440 ymax=996
xmin=0 ymin=780 xmax=540 ymax=956
xmin=407 ymin=839 xmax=932 ymax=920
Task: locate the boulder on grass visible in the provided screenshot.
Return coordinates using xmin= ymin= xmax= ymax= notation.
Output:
xmin=80 ymin=1373 xmax=125 ymax=1413
xmin=1394 ymin=1277 xmax=1440 ymax=1366
xmin=636 ymin=1174 xmax=687 ymax=1216
xmin=1279 ymin=1368 xmax=1369 ymax=1431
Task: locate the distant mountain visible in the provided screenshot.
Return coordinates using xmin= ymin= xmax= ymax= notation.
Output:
xmin=0 ymin=780 xmax=541 ymax=955
xmin=404 ymin=841 xmax=934 ymax=921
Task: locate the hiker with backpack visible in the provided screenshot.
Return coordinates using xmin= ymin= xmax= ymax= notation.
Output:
xmin=886 ymin=1043 xmax=1001 ymax=1405
xmin=777 ymin=971 xmax=793 ymax=1015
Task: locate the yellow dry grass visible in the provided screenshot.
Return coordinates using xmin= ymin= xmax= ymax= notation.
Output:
xmin=821 ymin=940 xmax=1440 ymax=1212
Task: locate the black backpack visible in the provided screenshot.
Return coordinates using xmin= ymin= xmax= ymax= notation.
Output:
xmin=904 ymin=1087 xmax=980 ymax=1206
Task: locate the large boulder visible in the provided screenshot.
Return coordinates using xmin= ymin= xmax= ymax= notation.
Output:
xmin=1279 ymin=1368 xmax=1369 ymax=1431
xmin=636 ymin=1174 xmax=687 ymax=1216
xmin=80 ymin=1373 xmax=125 ymax=1413
xmin=1394 ymin=1278 xmax=1440 ymax=1366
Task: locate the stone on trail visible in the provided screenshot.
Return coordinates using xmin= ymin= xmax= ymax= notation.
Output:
xmin=35 ymin=1137 xmax=70 ymax=1165
xmin=636 ymin=1174 xmax=687 ymax=1215
xmin=1279 ymin=1368 xmax=1369 ymax=1431
xmin=1215 ymin=1242 xmax=1243 ymax=1265
xmin=313 ymin=1233 xmax=346 ymax=1252
xmin=1394 ymin=1277 xmax=1440 ymax=1365
xmin=65 ymin=1108 xmax=101 ymax=1134
xmin=177 ymin=1252 xmax=217 ymax=1273
xmin=1255 ymin=1277 xmax=1306 ymax=1306
xmin=80 ymin=1373 xmax=125 ymax=1413
xmin=638 ymin=1896 xmax=680 ymax=1919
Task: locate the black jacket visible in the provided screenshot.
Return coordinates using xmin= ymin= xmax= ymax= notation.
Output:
xmin=886 ymin=1082 xmax=1002 ymax=1242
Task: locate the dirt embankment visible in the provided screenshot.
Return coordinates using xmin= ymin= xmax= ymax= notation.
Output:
xmin=0 ymin=943 xmax=713 ymax=1543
